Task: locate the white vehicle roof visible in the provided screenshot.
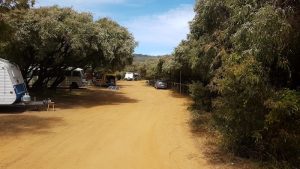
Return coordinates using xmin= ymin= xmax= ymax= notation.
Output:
xmin=66 ymin=67 xmax=83 ymax=71
xmin=74 ymin=68 xmax=83 ymax=71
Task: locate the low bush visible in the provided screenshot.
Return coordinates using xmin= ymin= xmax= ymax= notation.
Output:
xmin=189 ymin=82 xmax=212 ymax=111
xmin=211 ymin=55 xmax=300 ymax=168
xmin=260 ymin=89 xmax=300 ymax=167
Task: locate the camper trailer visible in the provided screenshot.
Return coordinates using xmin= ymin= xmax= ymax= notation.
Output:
xmin=0 ymin=58 xmax=29 ymax=105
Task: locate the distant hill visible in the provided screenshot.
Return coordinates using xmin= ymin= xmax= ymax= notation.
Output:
xmin=133 ymin=54 xmax=158 ymax=63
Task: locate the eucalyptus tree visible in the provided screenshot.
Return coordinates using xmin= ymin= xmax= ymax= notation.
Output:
xmin=2 ymin=6 xmax=136 ymax=89
xmin=2 ymin=7 xmax=93 ymax=88
xmin=0 ymin=0 xmax=34 ymax=42
xmin=171 ymin=0 xmax=300 ymax=166
xmin=0 ymin=0 xmax=34 ymax=10
xmin=94 ymin=18 xmax=136 ymax=72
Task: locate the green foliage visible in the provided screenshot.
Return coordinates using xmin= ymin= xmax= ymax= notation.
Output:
xmin=2 ymin=7 xmax=93 ymax=88
xmin=0 ymin=0 xmax=34 ymax=12
xmin=0 ymin=0 xmax=34 ymax=42
xmin=162 ymin=56 xmax=180 ymax=79
xmin=189 ymin=82 xmax=212 ymax=111
xmin=123 ymin=55 xmax=178 ymax=80
xmin=1 ymin=6 xmax=136 ymax=89
xmin=262 ymin=89 xmax=300 ymax=167
xmin=95 ymin=18 xmax=136 ymax=71
xmin=123 ymin=56 xmax=159 ymax=79
xmin=169 ymin=0 xmax=300 ymax=167
xmin=191 ymin=0 xmax=229 ymax=39
xmin=231 ymin=5 xmax=292 ymax=87
xmin=212 ymin=55 xmax=270 ymax=156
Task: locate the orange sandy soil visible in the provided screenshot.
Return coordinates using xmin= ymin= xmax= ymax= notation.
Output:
xmin=0 ymin=81 xmax=257 ymax=169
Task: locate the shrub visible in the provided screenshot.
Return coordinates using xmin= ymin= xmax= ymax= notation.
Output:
xmin=189 ymin=82 xmax=212 ymax=111
xmin=261 ymin=89 xmax=300 ymax=167
xmin=212 ymin=54 xmax=270 ymax=157
xmin=212 ymin=54 xmax=300 ymax=167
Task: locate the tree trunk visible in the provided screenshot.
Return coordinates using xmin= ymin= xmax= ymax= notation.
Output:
xmin=50 ymin=76 xmax=65 ymax=89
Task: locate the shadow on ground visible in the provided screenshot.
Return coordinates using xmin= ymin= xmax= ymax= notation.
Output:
xmin=30 ymin=87 xmax=139 ymax=110
xmin=117 ymin=84 xmax=134 ymax=87
xmin=0 ymin=115 xmax=64 ymax=137
xmin=170 ymin=90 xmax=189 ymax=99
xmin=0 ymin=107 xmax=27 ymax=114
xmin=189 ymin=111 xmax=257 ymax=169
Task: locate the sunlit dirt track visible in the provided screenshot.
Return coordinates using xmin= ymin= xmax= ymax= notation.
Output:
xmin=0 ymin=81 xmax=254 ymax=169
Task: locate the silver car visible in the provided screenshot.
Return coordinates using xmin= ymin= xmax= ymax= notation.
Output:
xmin=155 ymin=80 xmax=168 ymax=89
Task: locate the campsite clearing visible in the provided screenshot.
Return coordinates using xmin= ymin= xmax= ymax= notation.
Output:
xmin=0 ymin=81 xmax=256 ymax=169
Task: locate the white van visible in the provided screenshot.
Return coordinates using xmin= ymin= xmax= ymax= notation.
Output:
xmin=124 ymin=72 xmax=134 ymax=81
xmin=0 ymin=58 xmax=29 ymax=105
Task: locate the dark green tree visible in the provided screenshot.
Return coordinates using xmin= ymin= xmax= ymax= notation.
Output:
xmin=1 ymin=6 xmax=136 ymax=89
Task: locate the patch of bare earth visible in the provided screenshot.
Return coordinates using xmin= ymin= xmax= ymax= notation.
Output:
xmin=0 ymin=81 xmax=257 ymax=169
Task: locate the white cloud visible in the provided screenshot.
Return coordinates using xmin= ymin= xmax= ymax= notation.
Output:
xmin=36 ymin=0 xmax=126 ymax=7
xmin=124 ymin=4 xmax=195 ymax=55
xmin=35 ymin=0 xmax=122 ymax=19
xmin=35 ymin=1 xmax=195 ymax=55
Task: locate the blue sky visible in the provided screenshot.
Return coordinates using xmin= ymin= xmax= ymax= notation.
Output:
xmin=36 ymin=0 xmax=196 ymax=56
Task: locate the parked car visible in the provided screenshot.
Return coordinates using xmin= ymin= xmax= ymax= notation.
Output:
xmin=155 ymin=80 xmax=168 ymax=89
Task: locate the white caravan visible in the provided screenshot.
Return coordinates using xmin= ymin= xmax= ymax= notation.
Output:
xmin=29 ymin=68 xmax=86 ymax=88
xmin=0 ymin=58 xmax=29 ymax=105
xmin=124 ymin=72 xmax=134 ymax=81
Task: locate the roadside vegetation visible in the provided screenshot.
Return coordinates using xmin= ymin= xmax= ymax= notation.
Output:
xmin=0 ymin=0 xmax=136 ymax=89
xmin=140 ymin=0 xmax=300 ymax=168
xmin=122 ymin=54 xmax=171 ymax=80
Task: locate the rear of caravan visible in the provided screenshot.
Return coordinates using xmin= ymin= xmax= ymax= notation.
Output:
xmin=0 ymin=58 xmax=27 ymax=105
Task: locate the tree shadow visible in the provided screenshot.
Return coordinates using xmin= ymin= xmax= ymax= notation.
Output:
xmin=0 ymin=115 xmax=64 ymax=137
xmin=201 ymin=141 xmax=256 ymax=169
xmin=0 ymin=107 xmax=27 ymax=114
xmin=169 ymin=90 xmax=189 ymax=99
xmin=189 ymin=111 xmax=256 ymax=169
xmin=31 ymin=87 xmax=139 ymax=110
xmin=117 ymin=84 xmax=134 ymax=87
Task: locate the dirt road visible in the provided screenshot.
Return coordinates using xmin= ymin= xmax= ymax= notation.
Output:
xmin=0 ymin=81 xmax=253 ymax=169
